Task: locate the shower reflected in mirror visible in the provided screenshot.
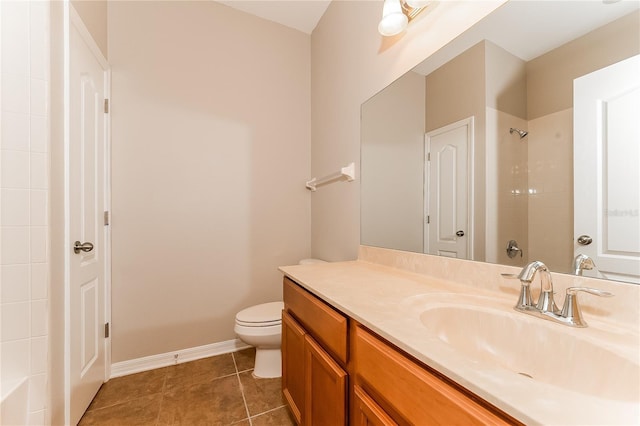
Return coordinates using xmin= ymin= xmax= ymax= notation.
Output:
xmin=509 ymin=128 xmax=528 ymax=139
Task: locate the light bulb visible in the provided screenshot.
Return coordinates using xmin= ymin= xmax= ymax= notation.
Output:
xmin=378 ymin=0 xmax=408 ymax=36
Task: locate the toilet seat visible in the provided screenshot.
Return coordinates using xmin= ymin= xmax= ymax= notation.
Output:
xmin=236 ymin=319 xmax=281 ymax=327
xmin=235 ymin=301 xmax=283 ymax=327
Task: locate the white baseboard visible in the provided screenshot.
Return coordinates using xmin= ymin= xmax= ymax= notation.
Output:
xmin=110 ymin=338 xmax=251 ymax=379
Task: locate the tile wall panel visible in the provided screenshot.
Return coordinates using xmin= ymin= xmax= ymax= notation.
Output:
xmin=0 ymin=1 xmax=50 ymax=423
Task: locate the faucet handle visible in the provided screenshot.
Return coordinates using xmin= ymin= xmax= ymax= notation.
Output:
xmin=501 ymin=273 xmax=534 ymax=309
xmin=566 ymin=287 xmax=613 ymax=298
xmin=500 ymin=273 xmax=519 ymax=279
xmin=560 ymin=287 xmax=614 ymax=327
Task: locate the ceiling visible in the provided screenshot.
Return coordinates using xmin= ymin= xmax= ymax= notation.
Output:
xmin=216 ymin=0 xmax=333 ymax=34
xmin=413 ymin=0 xmax=640 ymax=76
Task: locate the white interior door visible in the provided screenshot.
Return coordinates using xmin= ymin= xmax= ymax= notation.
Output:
xmin=425 ymin=118 xmax=473 ymax=259
xmin=574 ymin=54 xmax=640 ymax=283
xmin=68 ymin=10 xmax=109 ymax=424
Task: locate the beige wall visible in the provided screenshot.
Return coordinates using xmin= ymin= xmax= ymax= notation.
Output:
xmin=361 ymin=71 xmax=425 ymax=253
xmin=426 ymin=42 xmax=485 ymax=133
xmin=108 ymin=1 xmax=311 ymax=362
xmin=485 ymin=41 xmax=527 ymax=119
xmin=310 ymin=0 xmax=506 ymax=261
xmin=71 ymin=0 xmax=107 ymax=59
xmin=527 ymin=10 xmax=640 ymax=120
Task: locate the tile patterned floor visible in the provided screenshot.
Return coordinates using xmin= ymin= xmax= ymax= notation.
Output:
xmin=79 ymin=348 xmax=295 ymax=426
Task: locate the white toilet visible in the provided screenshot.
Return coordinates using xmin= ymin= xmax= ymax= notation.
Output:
xmin=234 ymin=258 xmax=326 ymax=378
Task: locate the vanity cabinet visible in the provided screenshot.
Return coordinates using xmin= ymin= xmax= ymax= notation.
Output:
xmin=282 ymin=277 xmax=348 ymax=425
xmin=283 ymin=277 xmax=519 ymax=426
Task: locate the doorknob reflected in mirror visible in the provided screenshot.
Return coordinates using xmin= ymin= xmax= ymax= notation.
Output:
xmin=74 ymin=241 xmax=94 ymax=254
xmin=577 ymin=235 xmax=593 ymax=246
xmin=506 ymin=239 xmax=523 ymax=258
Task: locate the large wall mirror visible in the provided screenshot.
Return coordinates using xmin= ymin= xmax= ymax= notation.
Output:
xmin=361 ymin=1 xmax=640 ymax=284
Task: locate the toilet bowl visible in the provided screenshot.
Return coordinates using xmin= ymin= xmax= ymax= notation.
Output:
xmin=234 ymin=258 xmax=326 ymax=378
xmin=235 ymin=301 xmax=284 ymax=378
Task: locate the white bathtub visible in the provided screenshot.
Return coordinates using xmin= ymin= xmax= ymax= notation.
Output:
xmin=0 ymin=377 xmax=29 ymax=425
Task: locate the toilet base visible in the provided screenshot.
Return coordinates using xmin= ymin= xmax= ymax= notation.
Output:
xmin=253 ymin=348 xmax=282 ymax=378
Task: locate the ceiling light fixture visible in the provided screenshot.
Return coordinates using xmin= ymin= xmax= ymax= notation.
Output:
xmin=378 ymin=0 xmax=430 ymax=37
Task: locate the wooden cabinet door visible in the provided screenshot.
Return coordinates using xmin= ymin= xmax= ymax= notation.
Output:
xmin=283 ymin=311 xmax=307 ymax=425
xmin=304 ymin=334 xmax=347 ymax=426
xmin=353 ymin=385 xmax=398 ymax=426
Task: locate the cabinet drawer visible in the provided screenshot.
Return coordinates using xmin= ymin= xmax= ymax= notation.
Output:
xmin=353 ymin=325 xmax=516 ymax=425
xmin=283 ymin=277 xmax=348 ymax=364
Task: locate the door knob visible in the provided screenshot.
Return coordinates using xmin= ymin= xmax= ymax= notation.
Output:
xmin=506 ymin=239 xmax=523 ymax=258
xmin=577 ymin=235 xmax=593 ymax=246
xmin=456 ymin=230 xmax=465 ymax=237
xmin=74 ymin=241 xmax=94 ymax=254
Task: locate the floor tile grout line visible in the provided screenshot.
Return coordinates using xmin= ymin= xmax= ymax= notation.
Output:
xmin=82 ymin=392 xmax=165 ymax=414
xmin=233 ymin=352 xmax=253 ymax=426
xmin=249 ymin=404 xmax=288 ymax=419
xmin=164 ymin=369 xmax=240 ymax=388
xmin=154 ymin=369 xmax=170 ymax=426
xmin=161 ymin=360 xmax=241 ymax=394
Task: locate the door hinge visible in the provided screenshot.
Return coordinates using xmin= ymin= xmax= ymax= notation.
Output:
xmin=104 ymin=98 xmax=109 ymax=114
xmin=426 ymin=215 xmax=430 ymax=224
xmin=104 ymin=211 xmax=110 ymax=226
xmin=427 ymin=153 xmax=431 ymax=161
xmin=104 ymin=322 xmax=110 ymax=338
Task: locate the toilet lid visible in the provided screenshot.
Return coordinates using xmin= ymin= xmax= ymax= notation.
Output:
xmin=236 ymin=301 xmax=284 ymax=326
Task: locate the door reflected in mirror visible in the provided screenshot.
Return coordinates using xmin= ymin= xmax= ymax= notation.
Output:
xmin=360 ymin=1 xmax=640 ymax=284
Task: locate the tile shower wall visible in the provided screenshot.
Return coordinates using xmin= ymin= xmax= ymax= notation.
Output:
xmin=527 ymin=108 xmax=574 ymax=272
xmin=1 ymin=1 xmax=50 ymax=424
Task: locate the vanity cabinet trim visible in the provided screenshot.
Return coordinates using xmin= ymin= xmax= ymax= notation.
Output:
xmin=283 ymin=276 xmax=349 ymax=364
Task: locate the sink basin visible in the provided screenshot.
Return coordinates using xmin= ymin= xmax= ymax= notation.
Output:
xmin=409 ymin=293 xmax=639 ymax=402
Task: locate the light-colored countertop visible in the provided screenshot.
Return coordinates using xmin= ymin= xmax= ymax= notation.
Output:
xmin=279 ymin=259 xmax=640 ymax=426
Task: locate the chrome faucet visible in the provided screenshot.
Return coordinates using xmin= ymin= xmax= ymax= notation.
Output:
xmin=517 ymin=260 xmax=559 ymax=314
xmin=503 ymin=260 xmax=613 ymax=327
xmin=573 ymin=254 xmax=595 ymax=276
